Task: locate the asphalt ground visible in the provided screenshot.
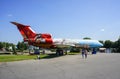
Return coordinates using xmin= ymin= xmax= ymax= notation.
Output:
xmin=0 ymin=53 xmax=120 ymax=79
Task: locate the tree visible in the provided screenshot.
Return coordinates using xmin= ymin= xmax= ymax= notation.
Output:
xmin=0 ymin=42 xmax=4 ymax=49
xmin=112 ymin=41 xmax=118 ymax=48
xmin=104 ymin=40 xmax=113 ymax=48
xmin=17 ymin=42 xmax=28 ymax=51
xmin=0 ymin=42 xmax=14 ymax=51
xmin=83 ymin=37 xmax=91 ymax=40
xmin=116 ymin=37 xmax=120 ymax=52
xmin=12 ymin=45 xmax=17 ymax=55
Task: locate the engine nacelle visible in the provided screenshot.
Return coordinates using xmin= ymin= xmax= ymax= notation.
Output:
xmin=35 ymin=33 xmax=53 ymax=44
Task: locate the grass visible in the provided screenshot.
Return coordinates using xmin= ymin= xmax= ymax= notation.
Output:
xmin=68 ymin=52 xmax=80 ymax=55
xmin=0 ymin=54 xmax=47 ymax=62
xmin=0 ymin=52 xmax=80 ymax=62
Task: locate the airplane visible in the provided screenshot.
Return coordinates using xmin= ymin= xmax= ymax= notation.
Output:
xmin=11 ymin=22 xmax=103 ymax=55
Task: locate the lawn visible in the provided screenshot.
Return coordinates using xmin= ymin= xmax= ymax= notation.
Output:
xmin=0 ymin=54 xmax=48 ymax=62
xmin=68 ymin=52 xmax=80 ymax=55
xmin=0 ymin=52 xmax=80 ymax=62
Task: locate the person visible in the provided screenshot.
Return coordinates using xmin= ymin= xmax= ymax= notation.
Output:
xmin=37 ymin=55 xmax=40 ymax=59
xmin=81 ymin=48 xmax=85 ymax=58
xmin=84 ymin=49 xmax=88 ymax=59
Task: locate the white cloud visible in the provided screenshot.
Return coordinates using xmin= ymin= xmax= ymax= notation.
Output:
xmin=100 ymin=29 xmax=105 ymax=31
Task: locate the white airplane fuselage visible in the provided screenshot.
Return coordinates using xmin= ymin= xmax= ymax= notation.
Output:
xmin=53 ymin=38 xmax=103 ymax=48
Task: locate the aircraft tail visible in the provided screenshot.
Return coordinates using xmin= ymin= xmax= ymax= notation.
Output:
xmin=11 ymin=22 xmax=36 ymax=40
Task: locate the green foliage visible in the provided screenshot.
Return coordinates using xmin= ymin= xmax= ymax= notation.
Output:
xmin=0 ymin=42 xmax=14 ymax=51
xmin=12 ymin=45 xmax=17 ymax=55
xmin=104 ymin=40 xmax=113 ymax=48
xmin=83 ymin=37 xmax=91 ymax=40
xmin=0 ymin=42 xmax=4 ymax=49
xmin=17 ymin=42 xmax=28 ymax=52
xmin=112 ymin=41 xmax=118 ymax=48
xmin=116 ymin=37 xmax=120 ymax=52
xmin=103 ymin=37 xmax=120 ymax=53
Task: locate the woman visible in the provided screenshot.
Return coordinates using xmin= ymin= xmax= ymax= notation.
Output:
xmin=82 ymin=48 xmax=85 ymax=58
xmin=84 ymin=49 xmax=88 ymax=59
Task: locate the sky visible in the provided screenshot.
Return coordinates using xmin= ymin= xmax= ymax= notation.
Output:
xmin=0 ymin=0 xmax=120 ymax=44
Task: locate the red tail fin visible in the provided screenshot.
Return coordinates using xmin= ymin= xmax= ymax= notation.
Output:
xmin=11 ymin=22 xmax=36 ymax=40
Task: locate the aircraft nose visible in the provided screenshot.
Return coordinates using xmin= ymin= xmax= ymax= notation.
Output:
xmin=99 ymin=43 xmax=103 ymax=47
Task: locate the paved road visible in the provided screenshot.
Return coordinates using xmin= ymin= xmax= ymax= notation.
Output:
xmin=0 ymin=53 xmax=120 ymax=79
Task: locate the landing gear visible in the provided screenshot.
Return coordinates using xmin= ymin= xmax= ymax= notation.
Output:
xmin=56 ymin=48 xmax=63 ymax=56
xmin=56 ymin=48 xmax=67 ymax=56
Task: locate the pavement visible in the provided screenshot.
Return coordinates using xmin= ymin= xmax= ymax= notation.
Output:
xmin=0 ymin=53 xmax=120 ymax=79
